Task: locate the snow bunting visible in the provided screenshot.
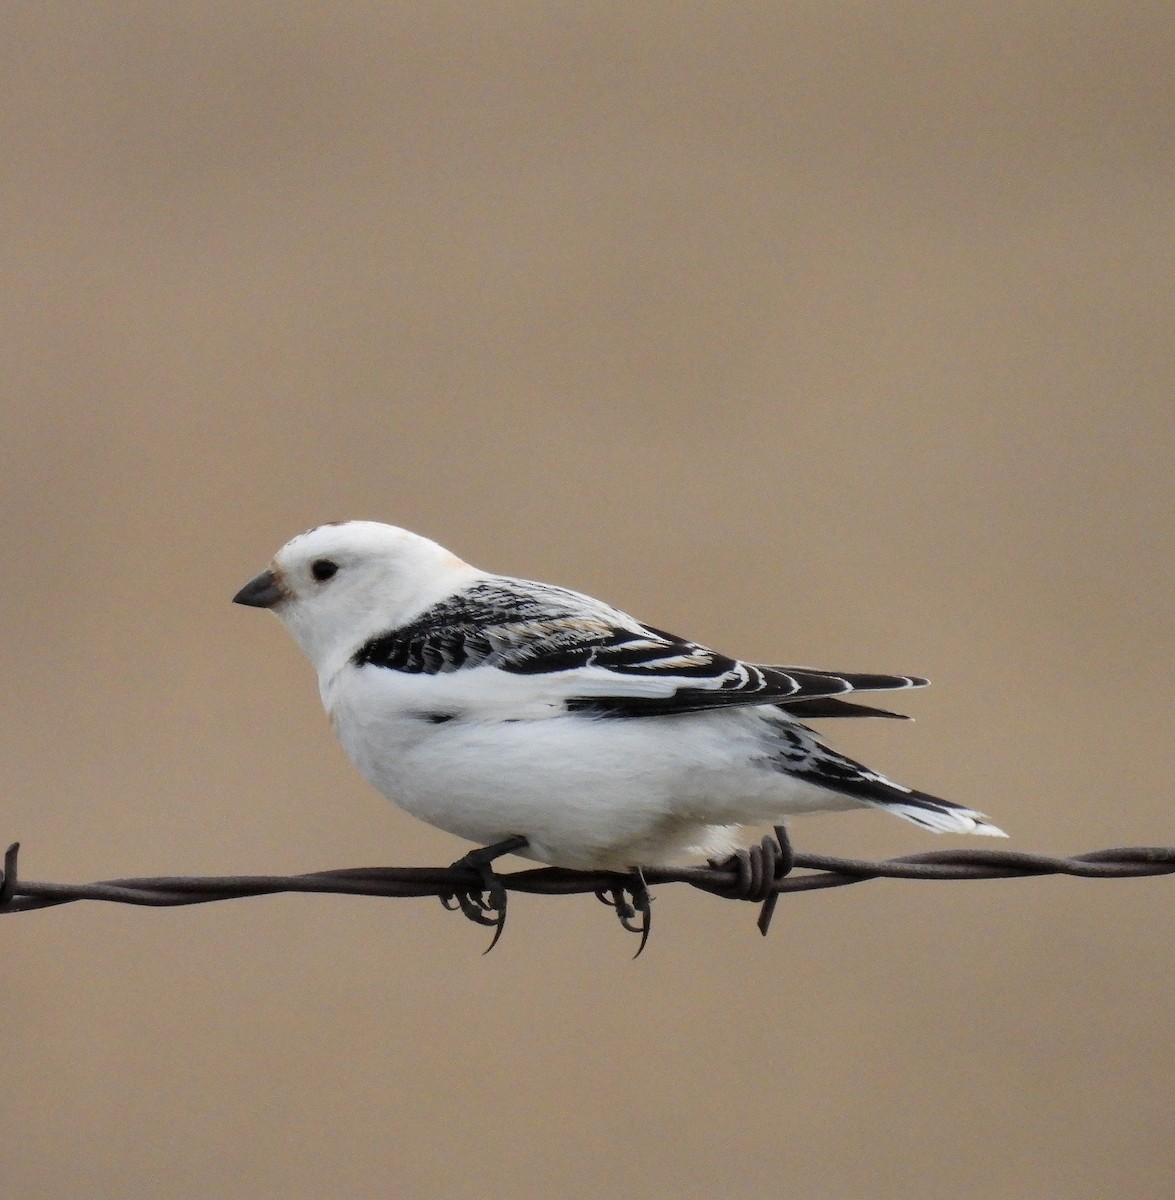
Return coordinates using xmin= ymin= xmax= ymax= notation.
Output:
xmin=233 ymin=521 xmax=1005 ymax=878
xmin=234 ymin=516 xmax=1008 ymax=883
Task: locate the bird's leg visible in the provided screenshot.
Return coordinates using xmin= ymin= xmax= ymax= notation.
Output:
xmin=594 ymin=867 xmax=653 ymax=957
xmin=440 ymin=835 xmax=529 ymax=952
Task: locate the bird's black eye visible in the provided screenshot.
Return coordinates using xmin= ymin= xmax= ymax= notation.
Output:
xmin=311 ymin=559 xmax=338 ymax=582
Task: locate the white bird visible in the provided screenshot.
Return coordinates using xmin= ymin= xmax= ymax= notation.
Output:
xmin=233 ymin=521 xmax=1005 ymax=895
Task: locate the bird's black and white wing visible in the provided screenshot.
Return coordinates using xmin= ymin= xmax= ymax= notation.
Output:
xmin=352 ymin=577 xmax=927 ymax=719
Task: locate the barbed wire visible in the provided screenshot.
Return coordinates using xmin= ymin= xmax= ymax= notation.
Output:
xmin=2 ymin=835 xmax=1172 ymax=953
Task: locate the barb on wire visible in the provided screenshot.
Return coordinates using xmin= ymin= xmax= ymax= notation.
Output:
xmin=1 ymin=833 xmax=1172 ymax=952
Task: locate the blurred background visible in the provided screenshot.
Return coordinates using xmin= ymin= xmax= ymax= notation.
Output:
xmin=3 ymin=4 xmax=1172 ymax=1197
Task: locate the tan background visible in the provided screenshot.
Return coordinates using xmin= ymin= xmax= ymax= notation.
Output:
xmin=3 ymin=4 xmax=1173 ymax=1198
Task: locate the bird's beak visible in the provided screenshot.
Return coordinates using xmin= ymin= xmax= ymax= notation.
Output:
xmin=232 ymin=568 xmax=288 ymax=609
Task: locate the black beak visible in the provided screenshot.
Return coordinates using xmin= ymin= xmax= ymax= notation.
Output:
xmin=232 ymin=568 xmax=287 ymax=609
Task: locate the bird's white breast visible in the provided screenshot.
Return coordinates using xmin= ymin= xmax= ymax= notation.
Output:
xmin=317 ymin=661 xmax=821 ymax=868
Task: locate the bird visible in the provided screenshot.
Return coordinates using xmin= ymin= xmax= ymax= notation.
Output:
xmin=233 ymin=520 xmax=1005 ymax=902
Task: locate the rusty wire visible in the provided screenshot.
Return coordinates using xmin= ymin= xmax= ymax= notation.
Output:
xmin=1 ymin=835 xmax=1172 ymax=950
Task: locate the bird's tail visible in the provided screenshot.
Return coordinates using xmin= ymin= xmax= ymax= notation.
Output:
xmin=777 ymin=723 xmax=1008 ymax=837
xmin=864 ymin=786 xmax=1007 ymax=837
xmin=798 ymin=743 xmax=1008 ymax=836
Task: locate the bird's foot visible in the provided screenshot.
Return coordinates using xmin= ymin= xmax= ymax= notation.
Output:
xmin=707 ymin=825 xmax=795 ymax=936
xmin=595 ymin=869 xmax=653 ymax=958
xmin=440 ymin=835 xmax=529 ymax=953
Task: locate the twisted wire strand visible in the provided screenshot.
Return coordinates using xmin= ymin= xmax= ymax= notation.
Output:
xmin=2 ymin=839 xmax=1171 ymax=925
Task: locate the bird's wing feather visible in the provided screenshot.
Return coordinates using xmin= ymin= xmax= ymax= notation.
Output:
xmin=352 ymin=577 xmax=927 ymax=718
xmin=777 ymin=696 xmax=913 ymax=721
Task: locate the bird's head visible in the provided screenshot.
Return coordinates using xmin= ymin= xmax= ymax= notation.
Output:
xmin=233 ymin=521 xmax=479 ymax=670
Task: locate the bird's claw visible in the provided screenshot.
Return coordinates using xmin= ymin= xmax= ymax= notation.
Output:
xmin=441 ymin=860 xmax=509 ymax=951
xmin=439 ymin=835 xmax=528 ymax=953
xmin=595 ymin=871 xmax=653 ymax=957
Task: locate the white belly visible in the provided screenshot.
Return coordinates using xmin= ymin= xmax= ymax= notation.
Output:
xmin=323 ymin=665 xmax=855 ymax=869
